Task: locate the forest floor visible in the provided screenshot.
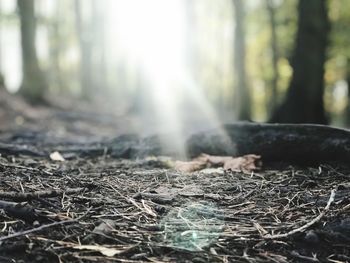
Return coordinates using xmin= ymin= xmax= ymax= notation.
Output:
xmin=0 ymin=91 xmax=350 ymax=263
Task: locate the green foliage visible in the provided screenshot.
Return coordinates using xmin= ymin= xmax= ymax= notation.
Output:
xmin=246 ymin=0 xmax=297 ymax=120
xmin=1 ymin=0 xmax=350 ymax=124
xmin=324 ymin=0 xmax=350 ymax=122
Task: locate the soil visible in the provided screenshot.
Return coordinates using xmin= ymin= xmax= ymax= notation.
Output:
xmin=0 ymin=91 xmax=350 ymax=263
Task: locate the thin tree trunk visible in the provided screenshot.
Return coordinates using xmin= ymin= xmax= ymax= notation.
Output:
xmin=48 ymin=0 xmax=64 ymax=92
xmin=270 ymin=0 xmax=329 ymax=124
xmin=18 ymin=0 xmax=47 ymax=103
xmin=74 ymin=0 xmax=94 ymax=100
xmin=345 ymin=58 xmax=350 ymax=126
xmin=232 ymin=0 xmax=251 ymax=120
xmin=0 ymin=4 xmax=4 ymax=90
xmin=266 ymin=0 xmax=279 ymax=115
xmin=93 ymin=0 xmax=107 ymax=92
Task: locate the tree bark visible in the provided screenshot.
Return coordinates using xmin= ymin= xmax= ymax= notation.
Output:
xmin=270 ymin=0 xmax=329 ymax=124
xmin=187 ymin=123 xmax=350 ymax=163
xmin=50 ymin=123 xmax=350 ymax=165
xmin=266 ymin=0 xmax=279 ymax=115
xmin=232 ymin=0 xmax=251 ymax=120
xmin=17 ymin=0 xmax=47 ymax=103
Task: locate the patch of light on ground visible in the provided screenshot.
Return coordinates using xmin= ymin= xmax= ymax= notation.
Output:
xmin=160 ymin=202 xmax=224 ymax=251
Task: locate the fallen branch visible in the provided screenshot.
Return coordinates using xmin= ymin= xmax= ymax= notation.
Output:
xmin=0 ymin=208 xmax=90 ymax=242
xmin=0 ymin=142 xmax=44 ymax=157
xmin=0 ymin=187 xmax=86 ymax=201
xmin=133 ymin=192 xmax=174 ymax=204
xmin=263 ymin=189 xmax=336 ymax=239
xmin=0 ymin=161 xmax=52 ymax=175
xmin=290 ymin=251 xmax=319 ymax=262
xmin=0 ymin=218 xmax=76 ymax=242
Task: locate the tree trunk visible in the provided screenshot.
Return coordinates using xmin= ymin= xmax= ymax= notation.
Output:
xmin=93 ymin=0 xmax=107 ymax=93
xmin=0 ymin=72 xmax=4 ymax=90
xmin=48 ymin=1 xmax=64 ymax=93
xmin=187 ymin=123 xmax=350 ymax=163
xmin=232 ymin=0 xmax=251 ymax=120
xmin=74 ymin=0 xmax=94 ymax=100
xmin=0 ymin=4 xmax=4 ymax=90
xmin=270 ymin=0 xmax=329 ymax=124
xmin=18 ymin=0 xmax=47 ymax=103
xmin=345 ymin=58 xmax=350 ymax=126
xmin=266 ymin=0 xmax=279 ymax=115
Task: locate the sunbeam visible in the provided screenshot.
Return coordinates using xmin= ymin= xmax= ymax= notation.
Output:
xmin=107 ymin=0 xmax=230 ymax=158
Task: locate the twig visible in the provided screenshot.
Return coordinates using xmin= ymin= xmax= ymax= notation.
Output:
xmin=0 ymin=208 xmax=91 ymax=242
xmin=0 ymin=143 xmax=44 ymax=157
xmin=290 ymin=251 xmax=319 ymax=262
xmin=0 ymin=219 xmax=76 ymax=242
xmin=263 ymin=189 xmax=336 ymax=239
xmin=0 ymin=187 xmax=86 ymax=201
xmin=107 ymin=183 xmax=157 ymax=217
xmin=0 ymin=161 xmax=52 ymax=175
xmin=133 ymin=192 xmax=174 ymax=204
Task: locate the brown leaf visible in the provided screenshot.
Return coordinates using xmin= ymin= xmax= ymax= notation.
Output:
xmin=174 ymin=154 xmax=261 ymax=173
xmin=223 ymin=154 xmax=261 ymax=173
xmin=199 ymin=153 xmax=232 ymax=165
xmin=174 ymin=160 xmax=206 ymax=172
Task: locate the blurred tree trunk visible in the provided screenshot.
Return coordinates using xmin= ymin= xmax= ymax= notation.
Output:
xmin=270 ymin=0 xmax=329 ymax=124
xmin=48 ymin=1 xmax=64 ymax=92
xmin=266 ymin=0 xmax=279 ymax=115
xmin=92 ymin=0 xmax=107 ymax=93
xmin=132 ymin=70 xmax=143 ymax=114
xmin=345 ymin=58 xmax=350 ymax=126
xmin=74 ymin=0 xmax=94 ymax=99
xmin=232 ymin=0 xmax=251 ymax=120
xmin=0 ymin=4 xmax=4 ymax=90
xmin=0 ymin=67 xmax=3 ymax=90
xmin=18 ymin=0 xmax=47 ymax=103
xmin=0 ymin=73 xmax=4 ymax=89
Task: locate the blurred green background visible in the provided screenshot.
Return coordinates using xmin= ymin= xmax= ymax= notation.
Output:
xmin=0 ymin=0 xmax=349 ymax=127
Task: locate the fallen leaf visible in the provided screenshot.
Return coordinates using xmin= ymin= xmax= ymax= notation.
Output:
xmin=223 ymin=154 xmax=261 ymax=173
xmin=50 ymin=151 xmax=65 ymax=162
xmin=173 ymin=154 xmax=261 ymax=173
xmin=197 ymin=154 xmax=232 ymax=165
xmin=174 ymin=160 xmax=206 ymax=172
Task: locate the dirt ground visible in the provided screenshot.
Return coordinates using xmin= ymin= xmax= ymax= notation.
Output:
xmin=1 ymin=92 xmax=350 ymax=263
